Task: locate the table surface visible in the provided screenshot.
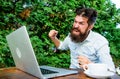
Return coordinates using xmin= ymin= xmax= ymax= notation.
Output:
xmin=0 ymin=67 xmax=120 ymax=79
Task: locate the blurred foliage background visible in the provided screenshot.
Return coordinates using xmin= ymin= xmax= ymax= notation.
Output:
xmin=0 ymin=0 xmax=120 ymax=68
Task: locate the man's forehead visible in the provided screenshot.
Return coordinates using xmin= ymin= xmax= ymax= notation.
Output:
xmin=75 ymin=15 xmax=88 ymax=22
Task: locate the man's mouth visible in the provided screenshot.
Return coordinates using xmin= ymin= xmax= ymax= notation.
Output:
xmin=73 ymin=28 xmax=79 ymax=32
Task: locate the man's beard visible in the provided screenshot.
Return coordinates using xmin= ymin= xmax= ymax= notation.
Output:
xmin=70 ymin=28 xmax=88 ymax=43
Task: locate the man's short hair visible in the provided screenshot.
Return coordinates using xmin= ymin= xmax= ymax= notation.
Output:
xmin=75 ymin=7 xmax=97 ymax=26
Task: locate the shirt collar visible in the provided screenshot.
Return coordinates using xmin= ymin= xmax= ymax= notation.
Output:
xmin=84 ymin=30 xmax=94 ymax=42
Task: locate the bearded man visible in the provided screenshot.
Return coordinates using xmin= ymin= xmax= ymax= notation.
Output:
xmin=48 ymin=7 xmax=115 ymax=72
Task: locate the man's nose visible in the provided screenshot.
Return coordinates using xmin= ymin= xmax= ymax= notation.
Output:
xmin=74 ymin=23 xmax=79 ymax=28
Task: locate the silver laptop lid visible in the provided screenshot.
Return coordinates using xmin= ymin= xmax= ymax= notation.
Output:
xmin=6 ymin=26 xmax=44 ymax=79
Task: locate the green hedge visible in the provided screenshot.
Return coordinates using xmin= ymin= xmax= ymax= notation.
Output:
xmin=0 ymin=0 xmax=120 ymax=68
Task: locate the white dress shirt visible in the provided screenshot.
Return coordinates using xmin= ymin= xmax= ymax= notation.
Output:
xmin=58 ymin=30 xmax=116 ymax=72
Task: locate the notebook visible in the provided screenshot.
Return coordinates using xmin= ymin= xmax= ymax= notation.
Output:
xmin=6 ymin=26 xmax=78 ymax=79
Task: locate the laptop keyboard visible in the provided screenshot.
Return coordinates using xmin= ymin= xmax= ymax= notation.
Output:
xmin=40 ymin=68 xmax=58 ymax=74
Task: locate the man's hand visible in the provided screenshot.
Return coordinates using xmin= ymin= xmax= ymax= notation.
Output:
xmin=78 ymin=55 xmax=92 ymax=68
xmin=48 ymin=30 xmax=58 ymax=39
xmin=48 ymin=30 xmax=60 ymax=48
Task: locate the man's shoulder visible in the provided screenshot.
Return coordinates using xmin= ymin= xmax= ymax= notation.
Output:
xmin=89 ymin=31 xmax=109 ymax=50
xmin=91 ymin=31 xmax=109 ymax=47
xmin=92 ymin=31 xmax=108 ymax=41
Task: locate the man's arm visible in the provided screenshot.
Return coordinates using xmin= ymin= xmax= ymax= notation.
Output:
xmin=97 ymin=45 xmax=116 ymax=72
xmin=48 ymin=30 xmax=60 ymax=48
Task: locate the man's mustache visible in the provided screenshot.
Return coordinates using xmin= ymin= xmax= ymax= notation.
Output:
xmin=71 ymin=28 xmax=79 ymax=32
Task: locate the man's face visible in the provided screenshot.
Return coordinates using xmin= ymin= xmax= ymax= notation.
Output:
xmin=70 ymin=15 xmax=92 ymax=42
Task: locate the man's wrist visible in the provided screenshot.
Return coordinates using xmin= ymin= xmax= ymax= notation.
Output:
xmin=50 ymin=37 xmax=57 ymax=40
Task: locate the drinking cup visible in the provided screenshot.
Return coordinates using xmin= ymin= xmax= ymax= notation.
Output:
xmin=83 ymin=63 xmax=108 ymax=75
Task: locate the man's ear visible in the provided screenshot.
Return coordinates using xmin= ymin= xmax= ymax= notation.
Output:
xmin=89 ymin=24 xmax=94 ymax=30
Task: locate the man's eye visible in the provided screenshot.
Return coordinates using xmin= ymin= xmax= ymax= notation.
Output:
xmin=79 ymin=22 xmax=84 ymax=25
xmin=74 ymin=21 xmax=77 ymax=23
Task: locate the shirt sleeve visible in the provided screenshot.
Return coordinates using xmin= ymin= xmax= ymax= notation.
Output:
xmin=57 ymin=35 xmax=69 ymax=50
xmin=96 ymin=43 xmax=116 ymax=72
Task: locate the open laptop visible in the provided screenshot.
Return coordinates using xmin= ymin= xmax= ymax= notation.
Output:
xmin=6 ymin=26 xmax=78 ymax=79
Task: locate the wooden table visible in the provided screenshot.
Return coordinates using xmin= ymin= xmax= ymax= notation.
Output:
xmin=0 ymin=67 xmax=120 ymax=79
